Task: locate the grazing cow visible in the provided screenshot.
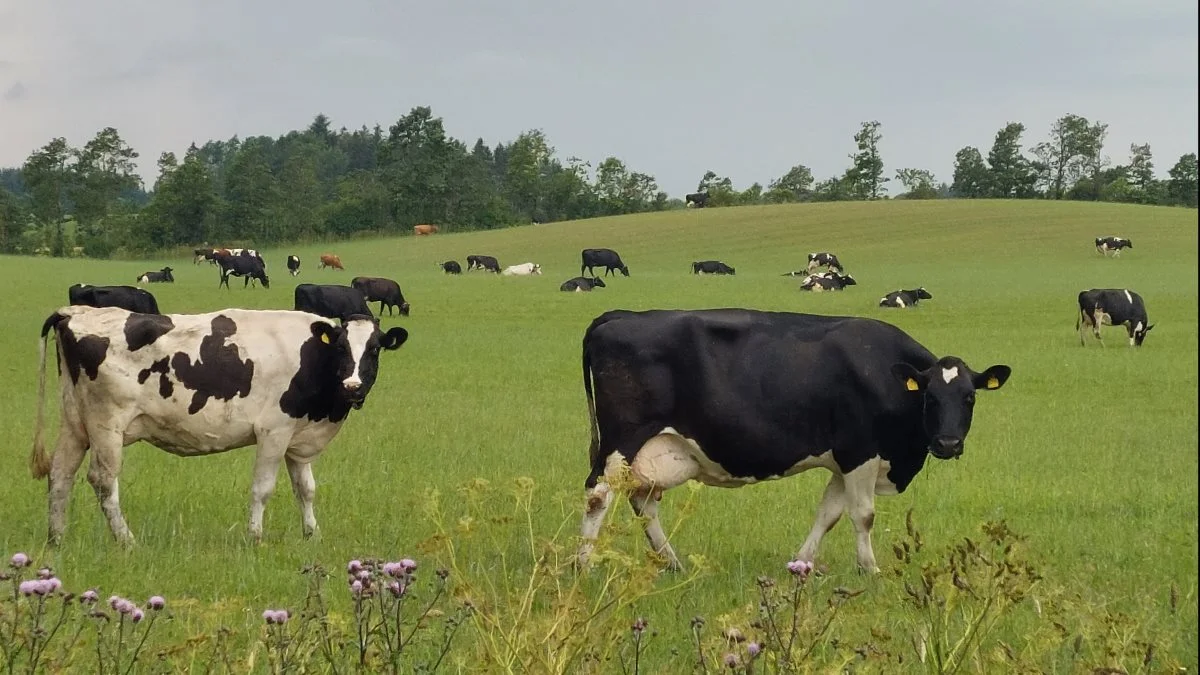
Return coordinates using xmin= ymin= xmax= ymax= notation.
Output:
xmin=1095 ymin=236 xmax=1133 ymax=257
xmin=1077 ymin=288 xmax=1153 ymax=347
xmin=581 ymin=249 xmax=629 ymax=277
xmin=287 ymin=255 xmax=301 ymax=277
xmin=560 ymin=276 xmax=607 ymax=292
xmin=685 ymin=192 xmax=710 ymax=208
xmin=413 ymin=224 xmax=439 ymax=236
xmin=807 ymin=252 xmax=844 ymax=274
xmin=502 ymin=262 xmax=543 ymax=276
xmin=880 ymin=288 xmax=933 ymax=308
xmin=194 ymin=248 xmax=217 ymax=265
xmin=68 ymin=284 xmax=160 ymax=315
xmin=466 ymin=255 xmax=501 ymax=273
xmin=318 ymin=254 xmax=345 ymax=271
xmin=575 ymin=309 xmax=1012 ymax=572
xmin=440 ymin=260 xmax=462 ymax=275
xmin=30 ymin=305 xmax=408 ymax=546
xmin=137 ymin=267 xmax=174 ymax=284
xmin=350 ymin=277 xmax=411 ymax=317
xmin=800 ymin=273 xmax=857 ymax=292
xmin=218 ymin=255 xmax=270 ymax=289
xmin=692 ymin=260 xmax=736 ymax=275
xmin=294 ymin=284 xmax=373 ymax=322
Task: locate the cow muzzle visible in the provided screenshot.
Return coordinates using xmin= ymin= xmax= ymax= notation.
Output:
xmin=929 ymin=436 xmax=963 ymax=460
xmin=343 ymin=378 xmax=365 ymax=405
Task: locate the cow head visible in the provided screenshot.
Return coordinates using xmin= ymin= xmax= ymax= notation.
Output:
xmin=259 ymin=273 xmax=271 ymax=289
xmin=1132 ymin=321 xmax=1154 ymax=346
xmin=916 ymin=288 xmax=933 ymax=300
xmin=619 ymin=265 xmax=630 ymax=277
xmin=399 ymin=302 xmax=411 ymax=317
xmin=591 ymin=277 xmax=607 ymax=288
xmin=891 ymin=357 xmax=1011 ymax=460
xmin=310 ymin=317 xmax=408 ymax=407
xmin=838 ymin=274 xmax=857 ymax=287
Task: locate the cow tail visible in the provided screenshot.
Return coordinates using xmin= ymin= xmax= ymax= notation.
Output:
xmin=31 ymin=312 xmax=65 ymax=479
xmin=582 ymin=321 xmax=604 ymax=469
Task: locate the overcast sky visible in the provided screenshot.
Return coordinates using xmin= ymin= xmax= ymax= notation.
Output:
xmin=1 ymin=0 xmax=1196 ymax=196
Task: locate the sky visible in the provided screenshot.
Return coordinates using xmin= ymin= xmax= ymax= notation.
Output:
xmin=1 ymin=0 xmax=1196 ymax=197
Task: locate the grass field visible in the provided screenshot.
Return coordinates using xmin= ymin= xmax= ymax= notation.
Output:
xmin=1 ymin=199 xmax=1197 ymax=671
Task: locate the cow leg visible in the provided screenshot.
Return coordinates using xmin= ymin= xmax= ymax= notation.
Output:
xmin=577 ymin=481 xmax=615 ymax=568
xmin=627 ymin=433 xmax=701 ymax=571
xmin=46 ymin=426 xmax=89 ymax=546
xmin=285 ymin=457 xmax=319 ymax=539
xmin=796 ymin=472 xmax=846 ymax=564
xmin=629 ymin=488 xmax=683 ymax=571
xmin=248 ymin=437 xmax=289 ymax=544
xmin=842 ymin=459 xmax=882 ymax=573
xmin=86 ymin=432 xmax=134 ymax=547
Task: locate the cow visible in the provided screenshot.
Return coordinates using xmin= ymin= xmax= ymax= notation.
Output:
xmin=879 ymin=288 xmax=933 ymax=308
xmin=581 ymin=249 xmax=629 ymax=277
xmin=574 ymin=309 xmax=1012 ymax=573
xmin=318 ymin=254 xmax=344 ymax=271
xmin=466 ymin=255 xmax=501 ymax=273
xmin=782 ymin=269 xmax=834 ymax=278
xmin=137 ymin=267 xmax=174 ymax=284
xmin=692 ymin=260 xmax=735 ymax=275
xmin=807 ymin=252 xmax=844 ymax=274
xmin=502 ymin=262 xmax=543 ymax=276
xmin=194 ymin=248 xmax=217 ymax=265
xmin=68 ymin=284 xmax=160 ymax=315
xmin=1095 ymin=236 xmax=1132 ymax=257
xmin=413 ymin=224 xmax=439 ymax=236
xmin=294 ymin=284 xmax=373 ymax=323
xmin=287 ymin=255 xmax=301 ymax=277
xmin=685 ymin=192 xmax=709 ymax=208
xmin=29 ymin=305 xmax=409 ymax=547
xmin=800 ymin=273 xmax=857 ymax=292
xmin=440 ymin=260 xmax=462 ymax=275
xmin=561 ymin=276 xmax=607 ymax=292
xmin=218 ymin=254 xmax=269 ymax=289
xmin=350 ymin=277 xmax=411 ymax=317
xmin=1077 ymin=288 xmax=1153 ymax=347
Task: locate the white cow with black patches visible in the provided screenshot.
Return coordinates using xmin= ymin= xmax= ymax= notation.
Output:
xmin=30 ymin=305 xmax=408 ymax=547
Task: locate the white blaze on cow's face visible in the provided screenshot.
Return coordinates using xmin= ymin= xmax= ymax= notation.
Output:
xmin=341 ymin=320 xmax=377 ymax=391
xmin=941 ymin=367 xmax=959 ymax=384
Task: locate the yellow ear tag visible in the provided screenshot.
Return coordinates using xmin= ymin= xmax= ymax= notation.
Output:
xmin=320 ymin=333 xmax=331 ymax=344
xmin=986 ymin=376 xmax=999 ymax=389
xmin=905 ymin=378 xmax=920 ymax=391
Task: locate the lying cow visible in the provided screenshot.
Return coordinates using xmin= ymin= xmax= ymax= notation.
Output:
xmin=68 ymin=284 xmax=160 ymax=314
xmin=502 ymin=262 xmax=542 ymax=276
xmin=581 ymin=248 xmax=629 ymax=277
xmin=440 ymin=260 xmax=462 ymax=275
xmin=467 ymin=255 xmax=501 ymax=273
xmin=30 ymin=305 xmax=409 ymax=546
xmin=561 ymin=276 xmax=607 ymax=292
xmin=575 ymin=309 xmax=1012 ymax=572
xmin=1077 ymin=288 xmax=1153 ymax=347
xmin=1095 ymin=236 xmax=1132 ymax=257
xmin=806 ymin=252 xmax=843 ymax=274
xmin=137 ymin=267 xmax=174 ymax=284
xmin=800 ymin=273 xmax=856 ymax=292
xmin=294 ymin=284 xmax=373 ymax=322
xmin=287 ymin=255 xmax=301 ymax=277
xmin=351 ymin=276 xmax=410 ymax=317
xmin=880 ymin=288 xmax=933 ymax=308
xmin=318 ymin=254 xmax=344 ymax=271
xmin=692 ymin=260 xmax=735 ymax=275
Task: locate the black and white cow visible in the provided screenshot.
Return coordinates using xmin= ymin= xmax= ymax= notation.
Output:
xmin=350 ymin=277 xmax=410 ymax=317
xmin=136 ymin=267 xmax=174 ymax=284
xmin=560 ymin=276 xmax=607 ymax=292
xmin=440 ymin=260 xmax=462 ymax=275
xmin=800 ymin=273 xmax=856 ymax=292
xmin=466 ymin=255 xmax=501 ymax=273
xmin=692 ymin=260 xmax=736 ymax=275
xmin=194 ymin=248 xmax=218 ymax=265
xmin=685 ymin=192 xmax=709 ymax=208
xmin=1077 ymin=288 xmax=1153 ymax=347
xmin=575 ymin=309 xmax=1012 ymax=572
xmin=218 ymin=254 xmax=270 ymax=289
xmin=287 ymin=255 xmax=301 ymax=277
xmin=880 ymin=288 xmax=933 ymax=308
xmin=294 ymin=284 xmax=373 ymax=323
xmin=581 ymin=248 xmax=629 ymax=277
xmin=30 ymin=305 xmax=409 ymax=546
xmin=1095 ymin=236 xmax=1133 ymax=257
xmin=68 ymin=284 xmax=160 ymax=315
xmin=806 ymin=252 xmax=843 ymax=274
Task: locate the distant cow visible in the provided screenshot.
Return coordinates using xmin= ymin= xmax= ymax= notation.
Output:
xmin=466 ymin=255 xmax=501 ymax=273
xmin=502 ymin=262 xmax=542 ymax=276
xmin=685 ymin=192 xmax=709 ymax=208
xmin=68 ymin=284 xmax=160 ymax=315
xmin=294 ymin=284 xmax=373 ymax=323
xmin=30 ymin=305 xmax=408 ymax=546
xmin=318 ymin=254 xmax=344 ymax=271
xmin=351 ymin=277 xmax=411 ymax=317
xmin=880 ymin=288 xmax=933 ymax=308
xmin=194 ymin=248 xmax=217 ymax=265
xmin=218 ymin=254 xmax=269 ymax=289
xmin=800 ymin=273 xmax=856 ymax=292
xmin=692 ymin=260 xmax=735 ymax=275
xmin=1095 ymin=236 xmax=1132 ymax=257
xmin=440 ymin=260 xmax=462 ymax=274
xmin=137 ymin=267 xmax=174 ymax=284
xmin=561 ymin=276 xmax=607 ymax=292
xmin=413 ymin=224 xmax=439 ymax=236
xmin=287 ymin=255 xmax=301 ymax=277
xmin=1077 ymin=288 xmax=1153 ymax=347
xmin=807 ymin=252 xmax=843 ymax=274
xmin=581 ymin=249 xmax=629 ymax=277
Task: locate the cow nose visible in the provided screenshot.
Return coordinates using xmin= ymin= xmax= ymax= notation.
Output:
xmin=343 ymin=378 xmax=362 ymax=392
xmin=931 ymin=437 xmax=962 ymax=459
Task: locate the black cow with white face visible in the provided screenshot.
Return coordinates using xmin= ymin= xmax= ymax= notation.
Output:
xmin=685 ymin=192 xmax=709 ymax=208
xmin=350 ymin=276 xmax=410 ymax=317
xmin=466 ymin=255 xmax=501 ymax=273
xmin=30 ymin=305 xmax=408 ymax=546
xmin=1095 ymin=236 xmax=1132 ymax=257
xmin=218 ymin=255 xmax=269 ymax=289
xmin=560 ymin=276 xmax=607 ymax=292
xmin=880 ymin=288 xmax=933 ymax=308
xmin=800 ymin=273 xmax=856 ymax=292
xmin=692 ymin=260 xmax=736 ymax=275
xmin=137 ymin=267 xmax=174 ymax=284
xmin=581 ymin=248 xmax=629 ymax=277
xmin=575 ymin=309 xmax=1012 ymax=573
xmin=1077 ymin=288 xmax=1153 ymax=347
xmin=441 ymin=260 xmax=462 ymax=274
xmin=287 ymin=255 xmax=301 ymax=277
xmin=68 ymin=284 xmax=160 ymax=314
xmin=294 ymin=284 xmax=374 ymax=323
xmin=807 ymin=252 xmax=843 ymax=274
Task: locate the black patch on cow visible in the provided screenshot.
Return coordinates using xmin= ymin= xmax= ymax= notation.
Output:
xmin=278 ymin=331 xmax=353 ymax=424
xmin=54 ymin=320 xmax=110 ymax=384
xmin=136 ymin=356 xmax=174 ymax=398
xmin=124 ymin=313 xmax=175 ymax=352
xmin=170 ymin=315 xmax=254 ymax=415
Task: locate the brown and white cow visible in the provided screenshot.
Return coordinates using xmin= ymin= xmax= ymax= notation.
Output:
xmin=318 ymin=253 xmax=344 ymax=270
xmin=413 ymin=224 xmax=439 ymax=236
xmin=30 ymin=305 xmax=408 ymax=547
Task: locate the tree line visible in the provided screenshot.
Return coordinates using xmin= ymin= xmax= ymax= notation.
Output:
xmin=0 ymin=107 xmax=1195 ymax=258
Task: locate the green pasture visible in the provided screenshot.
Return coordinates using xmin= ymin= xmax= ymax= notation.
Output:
xmin=0 ymin=199 xmax=1196 ymax=668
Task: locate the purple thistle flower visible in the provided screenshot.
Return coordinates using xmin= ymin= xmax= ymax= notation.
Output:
xmin=786 ymin=559 xmax=814 ymax=579
xmin=109 ymin=595 xmax=122 ymax=610
xmin=632 ymin=617 xmax=648 ymax=635
xmin=355 ymin=569 xmax=371 ymax=582
xmin=399 ymin=558 xmax=417 ymax=572
xmin=46 ymin=577 xmax=62 ymax=593
xmin=350 ymin=580 xmax=364 ymax=597
xmin=273 ymin=610 xmax=289 ymax=624
xmin=382 ymin=562 xmax=402 ymax=578
xmin=723 ymin=652 xmax=739 ymax=668
xmin=18 ymin=580 xmax=39 ymax=596
xmin=747 ymin=642 xmax=761 ymax=658
xmin=80 ymin=590 xmax=99 ymax=605
xmin=9 ymin=553 xmax=30 ymax=568
xmin=388 ymin=581 xmax=406 ymax=598
xmin=36 ymin=567 xmax=53 ymax=580
xmin=131 ymin=609 xmax=145 ymax=623
xmin=347 ymin=560 xmax=363 ymax=574
xmin=148 ymin=596 xmax=165 ymax=611
xmin=116 ymin=599 xmax=136 ymax=615
xmin=262 ymin=609 xmax=277 ymax=624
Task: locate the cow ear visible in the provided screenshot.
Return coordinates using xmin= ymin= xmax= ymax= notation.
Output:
xmin=972 ymin=365 xmax=1012 ymax=391
xmin=311 ymin=322 xmax=339 ymax=345
xmin=380 ymin=327 xmax=409 ymax=350
xmin=1144 ymin=324 xmax=1155 ymax=333
xmin=891 ymin=363 xmax=926 ymax=392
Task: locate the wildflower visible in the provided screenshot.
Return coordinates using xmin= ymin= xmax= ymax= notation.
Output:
xmin=387 ymin=581 xmax=406 ymax=598
xmin=147 ymin=595 xmax=165 ymax=611
xmin=436 ymin=567 xmax=449 ymax=580
xmin=81 ymin=590 xmax=99 ymax=604
xmin=18 ymin=580 xmax=40 ymax=596
xmin=399 ymin=558 xmax=417 ymax=572
xmin=9 ymin=552 xmax=30 ymax=568
xmin=262 ymin=609 xmax=289 ymax=625
xmin=116 ymin=599 xmax=136 ymax=615
xmin=632 ymin=617 xmax=648 ymax=635
xmin=131 ymin=609 xmax=145 ymax=623
xmin=347 ymin=560 xmax=363 ymax=574
xmin=723 ymin=652 xmax=739 ymax=668
xmin=747 ymin=642 xmax=761 ymax=658
xmin=36 ymin=567 xmax=53 ymax=580
xmin=382 ymin=562 xmax=402 ymax=577
xmin=350 ymin=579 xmax=364 ymax=597
xmin=723 ymin=627 xmax=745 ymax=643
xmin=46 ymin=577 xmax=62 ymax=593
xmin=109 ymin=596 xmax=121 ymax=609
xmin=786 ymin=559 xmax=814 ymax=579
xmin=355 ymin=569 xmax=371 ymax=582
